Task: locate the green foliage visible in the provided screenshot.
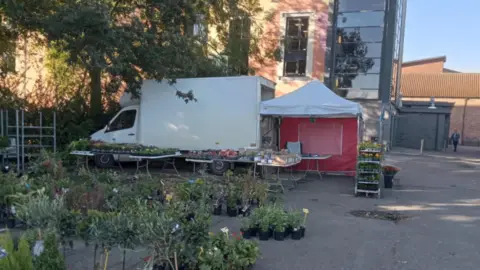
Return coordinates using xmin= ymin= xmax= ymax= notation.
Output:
xmin=0 ymin=230 xmax=20 ymax=269
xmin=15 ymin=235 xmax=34 ymax=270
xmin=15 ymin=188 xmax=68 ymax=234
xmin=0 ymin=231 xmax=34 ymax=270
xmin=0 ymin=172 xmax=27 ymax=205
xmin=198 ymin=230 xmax=260 ymax=270
xmin=286 ymin=210 xmax=303 ymax=230
xmin=33 ymin=233 xmax=66 ymax=270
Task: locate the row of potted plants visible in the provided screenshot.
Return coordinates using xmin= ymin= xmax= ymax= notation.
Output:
xmin=239 ymin=205 xmax=309 ymax=241
xmin=2 ymin=150 xmax=264 ymax=270
xmin=358 ymin=152 xmax=383 ymax=162
xmin=69 ymin=139 xmax=179 ymax=156
xmin=358 ymin=162 xmax=381 ymax=173
xmin=210 ymin=174 xmax=269 ymax=218
xmin=358 ymin=142 xmax=383 ymax=152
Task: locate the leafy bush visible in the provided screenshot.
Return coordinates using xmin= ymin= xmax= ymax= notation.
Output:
xmin=198 ymin=229 xmax=260 ymax=270
xmin=15 ymin=235 xmax=34 ymax=270
xmin=33 ymin=233 xmax=66 ymax=270
xmin=0 ymin=231 xmax=33 ymax=270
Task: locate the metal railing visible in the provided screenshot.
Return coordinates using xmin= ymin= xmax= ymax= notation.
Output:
xmin=0 ymin=109 xmax=56 ymax=173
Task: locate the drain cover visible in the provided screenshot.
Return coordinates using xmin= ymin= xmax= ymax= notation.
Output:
xmin=350 ymin=210 xmax=408 ymax=222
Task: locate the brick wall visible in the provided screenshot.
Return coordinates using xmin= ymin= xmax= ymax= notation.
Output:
xmin=253 ymin=0 xmax=330 ymax=96
xmin=402 ymin=60 xmax=445 ymax=73
xmin=403 ymin=97 xmax=480 ymax=145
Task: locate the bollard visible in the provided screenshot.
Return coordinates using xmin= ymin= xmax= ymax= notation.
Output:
xmin=420 ymin=139 xmax=424 ymax=154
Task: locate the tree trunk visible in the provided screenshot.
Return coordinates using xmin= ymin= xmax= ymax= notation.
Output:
xmin=89 ymin=67 xmax=103 ymax=126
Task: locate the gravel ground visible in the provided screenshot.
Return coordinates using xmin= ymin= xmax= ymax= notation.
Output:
xmin=21 ymin=147 xmax=480 ymax=269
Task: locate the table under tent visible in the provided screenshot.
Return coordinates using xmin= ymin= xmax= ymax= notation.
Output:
xmin=260 ymin=80 xmax=363 ymax=175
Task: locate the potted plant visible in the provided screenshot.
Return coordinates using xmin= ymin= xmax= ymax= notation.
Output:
xmin=272 ymin=211 xmax=286 ymax=241
xmin=231 ymin=234 xmax=260 ymax=269
xmin=383 ymin=165 xmax=400 ymax=189
xmin=288 ymin=211 xmax=303 ymax=240
xmin=225 ymin=184 xmax=239 ymax=217
xmin=226 ymin=195 xmax=238 ymax=217
xmin=301 ymin=208 xmax=309 ymax=238
xmin=211 ymin=185 xmax=224 ymax=216
xmin=258 ymin=212 xmax=270 ymax=241
xmin=247 ymin=214 xmax=259 ymax=238
xmin=240 ymin=218 xmax=252 ymax=239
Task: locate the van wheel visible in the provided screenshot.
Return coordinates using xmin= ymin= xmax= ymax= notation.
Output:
xmin=94 ymin=154 xmax=115 ymax=168
xmin=210 ymin=160 xmax=231 ymax=176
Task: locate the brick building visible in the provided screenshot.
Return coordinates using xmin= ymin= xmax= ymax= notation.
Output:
xmin=400 ymin=56 xmax=480 ymax=146
xmin=252 ymin=0 xmax=407 ymax=143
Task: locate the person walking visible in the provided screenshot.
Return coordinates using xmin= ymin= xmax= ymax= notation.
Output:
xmin=450 ymin=129 xmax=460 ymax=152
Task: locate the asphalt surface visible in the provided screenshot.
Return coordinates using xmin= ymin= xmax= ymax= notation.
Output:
xmin=61 ymin=146 xmax=480 ymax=269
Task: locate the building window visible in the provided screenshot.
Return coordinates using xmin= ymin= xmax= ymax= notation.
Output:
xmin=227 ymin=15 xmax=251 ymax=75
xmin=283 ymin=17 xmax=309 ymax=77
xmin=336 ymin=73 xmax=380 ymax=90
xmin=338 ymin=0 xmax=386 ymax=12
xmin=338 ymin=11 xmax=384 ymax=28
xmin=192 ymin=14 xmax=207 ymax=43
xmin=337 ymin=27 xmax=384 ymax=42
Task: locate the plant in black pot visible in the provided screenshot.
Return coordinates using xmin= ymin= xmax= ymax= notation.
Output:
xmin=383 ymin=165 xmax=400 ymax=189
xmin=257 ymin=212 xmax=271 ymax=241
xmin=272 ymin=212 xmax=286 ymax=241
xmin=288 ymin=210 xmax=303 ymax=240
xmin=247 ymin=214 xmax=259 ymax=238
xmin=211 ymin=185 xmax=225 ymax=216
xmin=300 ymin=208 xmax=310 ymax=238
xmin=226 ymin=191 xmax=238 ymax=217
xmin=240 ymin=218 xmax=252 ymax=239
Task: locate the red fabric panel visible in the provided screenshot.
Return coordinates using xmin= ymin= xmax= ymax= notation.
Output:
xmin=280 ymin=117 xmax=357 ymax=173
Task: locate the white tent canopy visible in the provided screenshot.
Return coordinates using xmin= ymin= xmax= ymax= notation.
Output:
xmin=260 ymin=80 xmax=362 ymax=118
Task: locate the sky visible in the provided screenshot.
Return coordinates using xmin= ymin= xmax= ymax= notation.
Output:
xmin=403 ymin=0 xmax=479 ymax=72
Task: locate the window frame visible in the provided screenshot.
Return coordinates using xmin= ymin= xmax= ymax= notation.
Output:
xmin=337 ymin=11 xmax=385 ymax=28
xmin=283 ymin=16 xmax=309 ymax=77
xmin=338 ymin=0 xmax=386 ymax=12
xmin=277 ymin=11 xmax=315 ymax=79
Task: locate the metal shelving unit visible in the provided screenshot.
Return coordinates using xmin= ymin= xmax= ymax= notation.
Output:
xmin=354 ymin=146 xmax=383 ymax=199
xmin=0 ymin=109 xmax=56 ymax=173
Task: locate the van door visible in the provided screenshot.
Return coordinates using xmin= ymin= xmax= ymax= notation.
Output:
xmin=105 ymin=108 xmax=138 ymax=144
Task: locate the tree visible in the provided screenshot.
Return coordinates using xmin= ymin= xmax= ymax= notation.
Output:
xmin=1 ymin=0 xmax=279 ymax=127
xmin=0 ymin=9 xmax=17 ymax=76
xmin=202 ymin=0 xmax=280 ymax=75
xmin=2 ymin=0 xmax=206 ymax=123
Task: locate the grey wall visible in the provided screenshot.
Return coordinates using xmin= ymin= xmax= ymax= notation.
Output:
xmin=394 ymin=113 xmax=450 ymax=151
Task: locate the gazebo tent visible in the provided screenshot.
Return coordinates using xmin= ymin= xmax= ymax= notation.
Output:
xmin=260 ymin=80 xmax=362 ymax=173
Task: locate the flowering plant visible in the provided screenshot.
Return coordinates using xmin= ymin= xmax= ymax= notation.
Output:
xmin=302 ymin=208 xmax=310 ymax=227
xmin=383 ymin=165 xmax=400 ymax=176
xmin=198 ymin=229 xmax=260 ymax=270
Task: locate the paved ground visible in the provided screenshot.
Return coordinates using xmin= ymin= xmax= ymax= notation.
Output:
xmin=59 ymin=146 xmax=480 ymax=269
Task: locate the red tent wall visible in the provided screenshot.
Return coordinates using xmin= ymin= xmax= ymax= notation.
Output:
xmin=279 ymin=117 xmax=357 ymax=173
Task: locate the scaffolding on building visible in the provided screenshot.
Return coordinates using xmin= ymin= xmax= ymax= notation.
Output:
xmin=0 ymin=109 xmax=56 ymax=173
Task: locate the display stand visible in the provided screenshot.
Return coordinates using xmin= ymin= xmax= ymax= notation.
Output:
xmin=301 ymin=155 xmax=332 ymax=180
xmin=354 ymin=145 xmax=383 ymax=199
xmin=129 ymin=152 xmax=181 ymax=176
xmin=185 ymin=158 xmax=213 ymax=174
xmin=256 ymin=158 xmax=302 ymax=192
xmin=70 ymin=151 xmax=94 ymax=171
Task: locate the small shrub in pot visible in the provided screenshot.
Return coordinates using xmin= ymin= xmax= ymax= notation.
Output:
xmin=288 ymin=210 xmax=303 ymax=240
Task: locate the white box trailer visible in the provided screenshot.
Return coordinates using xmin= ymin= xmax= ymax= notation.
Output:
xmin=90 ymin=76 xmax=276 ymax=172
